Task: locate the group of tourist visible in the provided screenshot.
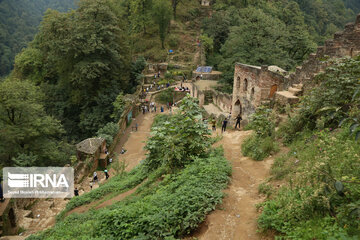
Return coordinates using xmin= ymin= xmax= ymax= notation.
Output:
xmin=142 ymin=102 xmax=157 ymax=114
xmin=210 ymin=113 xmax=242 ymax=133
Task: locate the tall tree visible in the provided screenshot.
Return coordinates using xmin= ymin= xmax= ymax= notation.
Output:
xmin=171 ymin=0 xmax=182 ymax=19
xmin=129 ymin=0 xmax=152 ymax=34
xmin=14 ymin=0 xmax=132 ymax=140
xmin=0 ymin=0 xmax=75 ymax=77
xmin=152 ymin=0 xmax=172 ymax=49
xmin=0 ymin=78 xmax=70 ymax=167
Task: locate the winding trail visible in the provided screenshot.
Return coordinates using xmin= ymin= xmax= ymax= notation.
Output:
xmin=188 ymin=129 xmax=274 ymax=240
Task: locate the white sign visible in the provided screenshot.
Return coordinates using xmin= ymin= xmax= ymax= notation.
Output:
xmin=3 ymin=167 xmax=74 ymax=198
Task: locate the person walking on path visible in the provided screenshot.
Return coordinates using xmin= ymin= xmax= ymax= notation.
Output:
xmin=211 ymin=118 xmax=216 ymax=131
xmin=89 ymin=181 xmax=93 ymax=190
xmin=93 ymin=171 xmax=98 ymax=183
xmin=0 ymin=178 xmax=4 ymax=202
xmin=235 ymin=114 xmax=242 ymax=129
xmin=74 ymin=187 xmax=79 ymax=197
xmin=161 ymin=106 xmax=164 ymax=112
xmin=104 ymin=169 xmax=109 ymax=180
xmin=222 ymin=118 xmax=228 ymax=133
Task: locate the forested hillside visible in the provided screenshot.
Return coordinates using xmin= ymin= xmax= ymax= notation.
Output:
xmin=203 ymin=0 xmax=359 ymax=93
xmin=0 ymin=0 xmax=76 ymax=76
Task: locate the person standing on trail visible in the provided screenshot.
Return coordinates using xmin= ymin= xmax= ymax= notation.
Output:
xmin=154 ymin=105 xmax=157 ymax=112
xmin=235 ymin=114 xmax=242 ymax=129
xmin=161 ymin=106 xmax=164 ymax=112
xmin=89 ymin=181 xmax=93 ymax=190
xmin=221 ymin=118 xmax=228 ymax=133
xmin=104 ymin=169 xmax=109 ymax=180
xmin=142 ymin=106 xmax=145 ymax=115
xmin=74 ymin=187 xmax=79 ymax=196
xmin=211 ymin=118 xmax=216 ymax=131
xmin=0 ymin=178 xmax=4 ymax=202
xmin=93 ymin=172 xmax=98 ymax=183
xmin=158 ymin=71 xmax=161 ymax=78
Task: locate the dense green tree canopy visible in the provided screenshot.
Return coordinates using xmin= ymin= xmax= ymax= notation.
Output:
xmin=0 ymin=0 xmax=75 ymax=77
xmin=0 ymin=78 xmax=72 ymax=167
xmin=14 ymin=0 xmax=132 ymax=140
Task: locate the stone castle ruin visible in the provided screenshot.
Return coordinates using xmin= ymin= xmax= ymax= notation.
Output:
xmin=232 ymin=13 xmax=360 ymax=121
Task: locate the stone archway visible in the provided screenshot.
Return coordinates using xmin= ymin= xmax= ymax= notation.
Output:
xmin=233 ymin=99 xmax=242 ymax=116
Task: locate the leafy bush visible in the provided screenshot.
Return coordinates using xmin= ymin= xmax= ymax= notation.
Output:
xmin=168 ymin=34 xmax=179 ymax=48
xmin=155 ymin=88 xmax=175 ymax=104
xmin=96 ymin=122 xmax=119 ymax=147
xmin=242 ymin=106 xmax=278 ymax=160
xmin=145 ymin=95 xmax=211 ymax=172
xmin=242 ymin=135 xmax=279 ymax=161
xmin=245 ymin=106 xmax=276 ymax=137
xmin=258 ymin=129 xmax=360 ymax=238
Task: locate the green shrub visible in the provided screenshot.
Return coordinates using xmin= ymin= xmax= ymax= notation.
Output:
xmin=96 ymin=122 xmax=119 ymax=147
xmin=258 ymin=183 xmax=273 ymax=198
xmin=258 ymin=129 xmax=360 ymax=238
xmin=242 ymin=135 xmax=279 ymax=161
xmin=155 ymin=88 xmax=175 ymax=104
xmin=168 ymin=34 xmax=180 ymax=48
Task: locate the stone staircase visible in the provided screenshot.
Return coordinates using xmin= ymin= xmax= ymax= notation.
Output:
xmin=274 ymin=14 xmax=360 ymax=106
xmin=275 ymin=83 xmax=303 ymax=105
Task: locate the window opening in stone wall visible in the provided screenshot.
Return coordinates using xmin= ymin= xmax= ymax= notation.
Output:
xmin=244 ymin=79 xmax=248 ymax=92
xmin=236 ymin=77 xmax=240 ymax=89
xmin=250 ymin=87 xmax=255 ymax=100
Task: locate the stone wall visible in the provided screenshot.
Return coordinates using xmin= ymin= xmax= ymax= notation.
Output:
xmin=183 ymin=81 xmax=232 ymax=112
xmin=285 ymin=13 xmax=360 ymax=90
xmin=192 ymin=71 xmax=222 ymax=80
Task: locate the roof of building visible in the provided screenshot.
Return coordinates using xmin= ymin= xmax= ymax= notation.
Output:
xmin=76 ymin=137 xmax=105 ymax=155
xmin=196 ymin=66 xmax=213 ymax=73
xmin=235 ymin=63 xmax=261 ymax=70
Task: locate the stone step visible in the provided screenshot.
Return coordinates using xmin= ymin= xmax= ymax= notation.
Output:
xmin=288 ymin=87 xmax=303 ymax=96
xmin=275 ymin=91 xmax=299 ymax=105
xmin=292 ymin=83 xmax=303 ymax=89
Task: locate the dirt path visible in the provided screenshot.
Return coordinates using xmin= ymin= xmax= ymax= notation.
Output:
xmin=189 ymin=129 xmax=274 ymax=240
xmin=118 ymin=112 xmax=158 ymax=172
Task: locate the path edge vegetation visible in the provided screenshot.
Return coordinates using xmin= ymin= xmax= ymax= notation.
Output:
xmin=242 ymin=56 xmax=360 ymax=239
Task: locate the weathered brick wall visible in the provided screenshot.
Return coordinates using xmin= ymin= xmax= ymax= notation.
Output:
xmin=211 ymin=91 xmax=232 ymax=112
xmin=286 ymin=13 xmax=360 ymax=90
xmin=232 ymin=64 xmax=285 ymax=120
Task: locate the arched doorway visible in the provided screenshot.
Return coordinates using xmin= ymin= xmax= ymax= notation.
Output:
xmin=233 ymin=99 xmax=242 ymax=116
xmin=269 ymin=84 xmax=278 ymax=98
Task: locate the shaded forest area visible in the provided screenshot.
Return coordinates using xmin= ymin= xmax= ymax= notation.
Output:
xmin=0 ymin=0 xmax=76 ymax=76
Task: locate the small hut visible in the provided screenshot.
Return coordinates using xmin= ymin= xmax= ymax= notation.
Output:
xmin=76 ymin=137 xmax=107 ymax=171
